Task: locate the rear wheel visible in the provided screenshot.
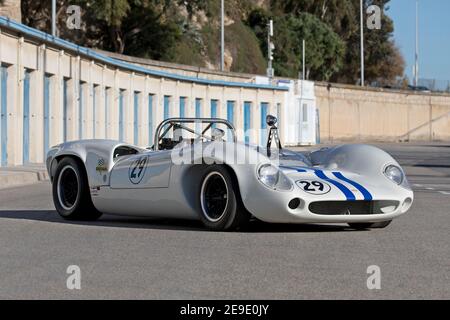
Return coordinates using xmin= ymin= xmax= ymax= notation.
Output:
xmin=52 ymin=157 xmax=102 ymax=221
xmin=198 ymin=166 xmax=249 ymax=231
xmin=348 ymin=220 xmax=392 ymax=230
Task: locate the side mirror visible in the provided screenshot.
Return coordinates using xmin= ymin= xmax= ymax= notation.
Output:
xmin=266 ymin=115 xmax=277 ymax=127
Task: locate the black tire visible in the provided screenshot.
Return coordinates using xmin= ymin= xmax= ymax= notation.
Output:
xmin=198 ymin=165 xmax=250 ymax=231
xmin=348 ymin=220 xmax=392 ymax=230
xmin=52 ymin=157 xmax=102 ymax=221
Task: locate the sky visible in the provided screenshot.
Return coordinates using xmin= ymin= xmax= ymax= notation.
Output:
xmin=388 ymin=0 xmax=450 ymax=85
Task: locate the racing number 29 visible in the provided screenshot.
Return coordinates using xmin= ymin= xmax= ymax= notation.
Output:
xmin=298 ymin=180 xmax=325 ymax=192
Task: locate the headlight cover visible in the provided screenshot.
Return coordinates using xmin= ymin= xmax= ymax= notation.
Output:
xmin=384 ymin=165 xmax=404 ymax=185
xmin=257 ymin=164 xmax=293 ymax=191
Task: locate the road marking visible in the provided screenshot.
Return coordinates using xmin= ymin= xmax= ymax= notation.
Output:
xmin=426 ymin=187 xmax=435 ymax=190
xmin=439 ymin=191 xmax=450 ymax=195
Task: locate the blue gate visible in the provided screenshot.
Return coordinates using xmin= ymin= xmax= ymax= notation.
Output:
xmin=62 ymin=78 xmax=68 ymax=142
xmin=211 ymin=100 xmax=218 ymax=128
xmin=119 ymin=90 xmax=124 ymax=141
xmin=1 ymin=65 xmax=8 ymax=166
xmin=92 ymin=85 xmax=96 ymax=138
xmin=244 ymin=102 xmax=251 ymax=144
xmin=164 ymin=95 xmax=170 ymax=119
xmin=78 ymin=82 xmax=83 ymax=139
xmin=133 ymin=92 xmax=139 ymax=145
xmin=43 ymin=75 xmax=51 ymax=156
xmin=148 ymin=94 xmax=153 ymax=142
xmin=195 ymin=98 xmax=201 ymax=133
xmin=227 ymin=101 xmax=234 ymax=141
xmin=23 ymin=70 xmax=31 ymax=163
xmin=260 ymin=102 xmax=268 ymax=146
xmin=104 ymin=88 xmax=109 ymax=138
xmin=179 ymin=97 xmax=186 ymax=117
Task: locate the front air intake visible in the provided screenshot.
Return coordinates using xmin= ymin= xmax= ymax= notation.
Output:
xmin=308 ymin=200 xmax=399 ymax=215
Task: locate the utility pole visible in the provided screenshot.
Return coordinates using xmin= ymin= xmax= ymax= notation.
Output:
xmin=360 ymin=0 xmax=365 ymax=86
xmin=414 ymin=0 xmax=419 ymax=86
xmin=267 ymin=19 xmax=274 ymax=80
xmin=52 ymin=0 xmax=57 ymax=37
xmin=220 ymin=0 xmax=224 ymax=71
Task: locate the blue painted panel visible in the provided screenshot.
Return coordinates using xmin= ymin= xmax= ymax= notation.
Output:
xmin=92 ymin=85 xmax=96 ymax=138
xmin=260 ymin=102 xmax=268 ymax=146
xmin=211 ymin=100 xmax=217 ymax=118
xmin=1 ymin=65 xmax=7 ymax=166
xmin=210 ymin=100 xmax=218 ymax=128
xmin=195 ymin=98 xmax=201 ymax=117
xmin=62 ymin=78 xmax=68 ymax=142
xmin=226 ymin=101 xmax=234 ymax=141
xmin=195 ymin=98 xmax=201 ymax=133
xmin=119 ymin=90 xmax=124 ymax=141
xmin=78 ymin=82 xmax=83 ymax=139
xmin=244 ymin=102 xmax=251 ymax=144
xmin=104 ymin=88 xmax=109 ymax=138
xmin=164 ymin=95 xmax=170 ymax=119
xmin=134 ymin=92 xmax=139 ymax=145
xmin=179 ymin=97 xmax=186 ymax=117
xmin=23 ymin=70 xmax=31 ymax=163
xmin=148 ymin=94 xmax=153 ymax=143
xmin=43 ymin=74 xmax=51 ymax=156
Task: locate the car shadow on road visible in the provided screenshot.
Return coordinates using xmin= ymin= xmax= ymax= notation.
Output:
xmin=0 ymin=210 xmax=360 ymax=233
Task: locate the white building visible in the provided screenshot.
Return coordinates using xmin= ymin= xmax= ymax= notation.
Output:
xmin=0 ymin=16 xmax=316 ymax=167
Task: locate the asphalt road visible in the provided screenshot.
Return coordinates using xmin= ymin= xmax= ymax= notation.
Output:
xmin=0 ymin=143 xmax=449 ymax=299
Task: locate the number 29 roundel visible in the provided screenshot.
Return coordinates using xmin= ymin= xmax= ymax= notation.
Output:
xmin=296 ymin=179 xmax=331 ymax=195
xmin=128 ymin=156 xmax=148 ymax=184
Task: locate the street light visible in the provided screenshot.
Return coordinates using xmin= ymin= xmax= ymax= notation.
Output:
xmin=52 ymin=0 xmax=57 ymax=36
xmin=414 ymin=0 xmax=419 ymax=86
xmin=220 ymin=0 xmax=224 ymax=71
xmin=267 ymin=19 xmax=274 ymax=79
xmin=360 ymin=0 xmax=365 ymax=86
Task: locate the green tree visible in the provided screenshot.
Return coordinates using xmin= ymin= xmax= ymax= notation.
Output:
xmin=249 ymin=11 xmax=345 ymax=80
xmin=268 ymin=0 xmax=404 ymax=84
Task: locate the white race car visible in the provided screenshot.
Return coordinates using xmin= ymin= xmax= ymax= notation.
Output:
xmin=46 ymin=116 xmax=413 ymax=230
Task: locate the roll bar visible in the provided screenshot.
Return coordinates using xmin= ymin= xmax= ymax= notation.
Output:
xmin=153 ymin=118 xmax=237 ymax=150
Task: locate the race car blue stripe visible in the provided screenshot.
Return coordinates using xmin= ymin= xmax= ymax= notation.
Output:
xmin=332 ymin=172 xmax=373 ymax=201
xmin=279 ymin=166 xmax=307 ymax=172
xmin=314 ymin=170 xmax=356 ymax=201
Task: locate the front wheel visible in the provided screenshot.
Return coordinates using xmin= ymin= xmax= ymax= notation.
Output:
xmin=52 ymin=157 xmax=102 ymax=221
xmin=348 ymin=220 xmax=392 ymax=230
xmin=198 ymin=166 xmax=249 ymax=231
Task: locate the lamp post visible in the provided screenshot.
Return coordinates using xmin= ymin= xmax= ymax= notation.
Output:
xmin=267 ymin=19 xmax=274 ymax=80
xmin=220 ymin=0 xmax=224 ymax=71
xmin=414 ymin=0 xmax=419 ymax=86
xmin=52 ymin=0 xmax=57 ymax=36
xmin=360 ymin=0 xmax=365 ymax=86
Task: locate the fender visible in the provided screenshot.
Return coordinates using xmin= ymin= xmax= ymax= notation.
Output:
xmin=46 ymin=139 xmax=145 ymax=188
